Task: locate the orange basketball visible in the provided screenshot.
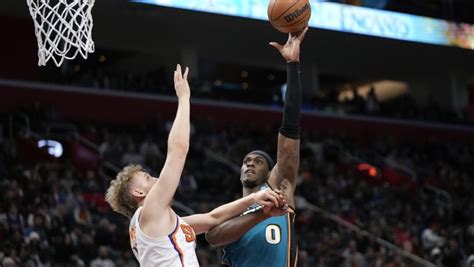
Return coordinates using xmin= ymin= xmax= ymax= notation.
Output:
xmin=268 ymin=0 xmax=311 ymax=33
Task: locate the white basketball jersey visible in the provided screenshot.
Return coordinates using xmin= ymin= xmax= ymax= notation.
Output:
xmin=129 ymin=207 xmax=199 ymax=267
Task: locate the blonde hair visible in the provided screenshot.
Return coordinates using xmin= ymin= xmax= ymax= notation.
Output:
xmin=105 ymin=164 xmax=144 ymax=218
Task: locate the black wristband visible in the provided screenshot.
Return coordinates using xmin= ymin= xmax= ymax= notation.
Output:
xmin=279 ymin=62 xmax=301 ymax=139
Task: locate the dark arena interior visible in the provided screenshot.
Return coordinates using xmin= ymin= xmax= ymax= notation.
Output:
xmin=1 ymin=0 xmax=474 ymax=266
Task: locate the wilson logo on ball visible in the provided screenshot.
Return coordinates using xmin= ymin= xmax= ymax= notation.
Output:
xmin=284 ymin=3 xmax=310 ymax=23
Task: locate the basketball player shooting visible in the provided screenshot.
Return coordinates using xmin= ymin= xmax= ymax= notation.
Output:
xmin=205 ymin=27 xmax=308 ymax=267
xmin=105 ymin=64 xmax=286 ymax=267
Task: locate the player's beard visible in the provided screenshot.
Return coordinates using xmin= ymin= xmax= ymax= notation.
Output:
xmin=242 ymin=179 xmax=259 ymax=189
xmin=241 ymin=172 xmax=268 ymax=189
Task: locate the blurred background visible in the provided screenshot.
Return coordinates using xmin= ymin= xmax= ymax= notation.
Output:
xmin=0 ymin=0 xmax=474 ymax=266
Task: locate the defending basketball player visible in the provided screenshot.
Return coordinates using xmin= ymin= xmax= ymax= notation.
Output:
xmin=205 ymin=27 xmax=308 ymax=267
xmin=105 ymin=64 xmax=285 ymax=267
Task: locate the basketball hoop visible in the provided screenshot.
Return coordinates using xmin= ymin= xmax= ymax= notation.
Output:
xmin=26 ymin=0 xmax=96 ymax=67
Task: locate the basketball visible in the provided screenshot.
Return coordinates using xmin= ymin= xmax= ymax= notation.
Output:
xmin=268 ymin=0 xmax=311 ymax=33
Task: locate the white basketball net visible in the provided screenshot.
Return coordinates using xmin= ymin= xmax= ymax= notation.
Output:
xmin=26 ymin=0 xmax=96 ymax=67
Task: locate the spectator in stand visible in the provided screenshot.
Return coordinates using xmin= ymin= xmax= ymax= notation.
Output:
xmin=342 ymin=240 xmax=366 ymax=267
xmin=443 ymin=238 xmax=463 ymax=267
xmin=116 ymin=251 xmax=139 ymax=267
xmin=139 ymin=135 xmax=162 ymax=162
xmin=422 ymin=222 xmax=445 ymax=253
xmin=90 ymin=246 xmax=115 ymax=267
xmin=120 ymin=141 xmax=144 ymax=166
xmin=366 ymin=85 xmax=379 ymax=115
xmin=99 ymin=132 xmax=122 ymax=166
xmin=2 ymin=257 xmax=15 ymax=267
xmin=349 ymin=85 xmax=365 ymax=113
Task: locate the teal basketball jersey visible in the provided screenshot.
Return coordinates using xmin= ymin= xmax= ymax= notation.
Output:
xmin=222 ymin=184 xmax=298 ymax=267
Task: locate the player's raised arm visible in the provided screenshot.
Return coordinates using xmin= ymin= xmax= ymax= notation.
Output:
xmin=267 ymin=27 xmax=308 ymax=207
xmin=139 ymin=64 xmax=191 ymax=234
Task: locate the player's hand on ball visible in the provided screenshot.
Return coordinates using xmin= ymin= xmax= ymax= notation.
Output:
xmin=269 ymin=26 xmax=308 ymax=63
xmin=173 ymin=64 xmax=190 ymax=99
